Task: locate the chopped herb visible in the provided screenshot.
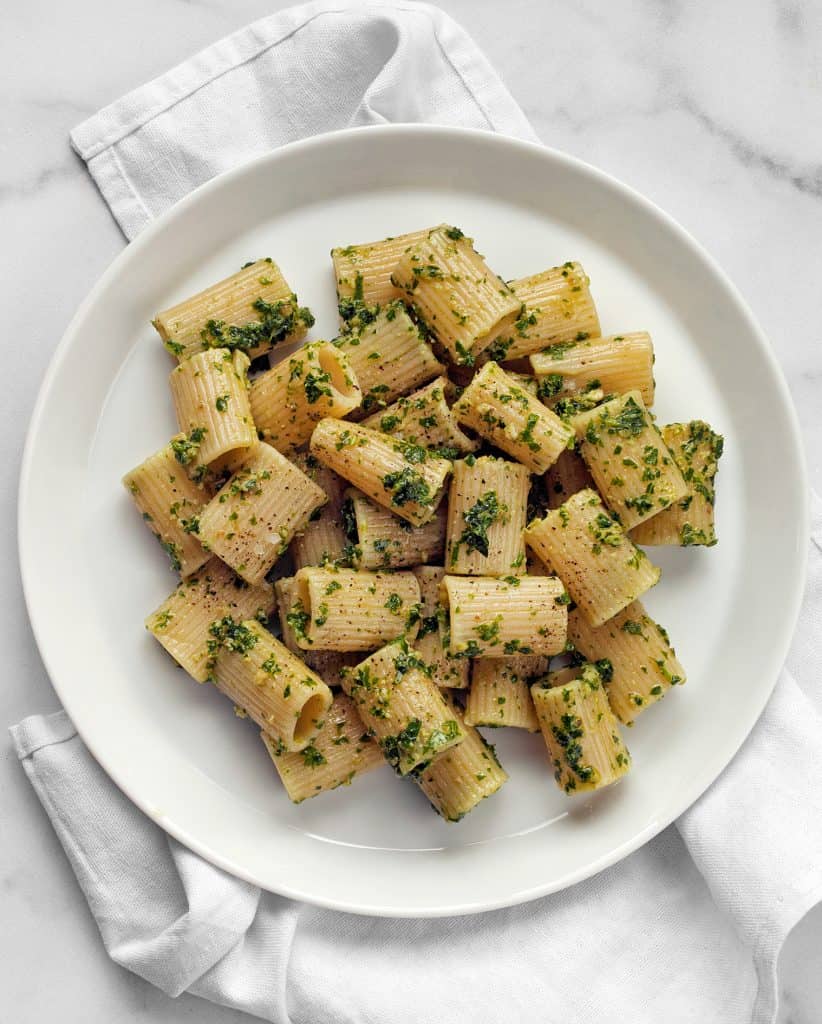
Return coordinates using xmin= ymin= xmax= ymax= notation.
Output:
xmin=382 ymin=467 xmax=432 ymax=508
xmin=519 ymin=413 xmax=541 ymax=452
xmin=582 ymin=659 xmax=611 ymax=685
xmin=622 ymin=619 xmax=645 ymax=636
xmin=537 ymin=373 xmax=564 ymax=401
xmin=340 ymin=497 xmax=358 ymax=543
xmin=450 ymin=490 xmax=505 ymax=562
xmin=202 ymin=295 xmax=314 ymax=354
xmin=301 ymin=745 xmax=327 ymax=768
xmin=474 ymin=618 xmax=501 ymax=643
xmin=286 ymin=601 xmax=311 ymax=645
xmin=304 ymin=369 xmax=333 ymax=404
xmin=171 ymin=426 xmax=206 ymax=466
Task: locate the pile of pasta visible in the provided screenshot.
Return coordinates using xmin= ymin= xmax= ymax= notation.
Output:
xmin=125 ymin=224 xmax=723 ymax=822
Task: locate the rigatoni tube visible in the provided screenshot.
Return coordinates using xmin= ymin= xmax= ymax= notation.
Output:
xmin=525 ymin=489 xmax=661 ymax=627
xmin=274 ymin=576 xmax=360 ymax=687
xmin=530 ymin=332 xmax=654 ymax=406
xmin=453 ymin=361 xmax=573 ymax=474
xmin=288 ymin=567 xmax=420 ymax=651
xmin=261 ymin=693 xmax=385 ymax=802
xmin=630 ymin=421 xmax=723 ymax=547
xmin=411 ymin=566 xmax=470 ymax=690
xmin=488 ymin=262 xmax=600 ymax=362
xmin=309 ymin=417 xmax=452 ymax=527
xmin=122 ymin=442 xmax=210 ymax=576
xmin=145 ymin=558 xmax=274 ymax=681
xmin=464 ymin=655 xmax=550 ymax=731
xmin=198 ymin=443 xmax=326 ymax=584
xmin=333 ymin=302 xmax=443 ymax=417
xmin=413 ymin=695 xmax=507 ymax=821
xmin=211 ymin=618 xmax=332 ymax=751
xmin=362 ymin=377 xmax=478 ymax=457
xmin=531 ymin=663 xmax=630 ymax=794
xmin=289 ymin=453 xmax=350 ymax=571
xmin=249 ymin=341 xmax=361 ymax=452
xmin=572 ymin=391 xmax=688 ymax=530
xmin=153 ymin=258 xmax=313 ymax=361
xmin=333 ymin=228 xmax=431 ymax=313
xmin=343 ymin=488 xmax=446 ymax=570
xmin=391 ymin=225 xmax=520 ymax=366
xmin=169 ymin=348 xmax=256 ymax=473
xmin=440 ymin=575 xmax=568 ymax=658
xmin=445 ymin=456 xmax=528 ymax=575
xmin=342 ymin=639 xmax=464 ymax=774
xmin=568 ymin=601 xmax=685 ymax=725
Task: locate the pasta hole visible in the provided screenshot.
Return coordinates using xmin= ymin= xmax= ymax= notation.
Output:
xmin=319 ymin=345 xmax=357 ymax=398
xmin=294 ymin=573 xmax=312 ymax=622
xmin=294 ymin=694 xmax=328 ymax=745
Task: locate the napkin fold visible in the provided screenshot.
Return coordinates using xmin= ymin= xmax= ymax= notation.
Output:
xmin=12 ymin=3 xmax=822 ymax=1022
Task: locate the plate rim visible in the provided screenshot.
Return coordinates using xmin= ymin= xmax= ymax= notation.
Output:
xmin=18 ymin=124 xmax=810 ymax=916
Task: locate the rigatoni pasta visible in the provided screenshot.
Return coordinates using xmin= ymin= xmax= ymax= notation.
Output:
xmin=413 ymin=695 xmax=507 ymax=821
xmin=343 ymin=488 xmax=446 ymax=570
xmin=333 ymin=228 xmax=431 ymax=313
xmin=630 ymin=421 xmax=723 ymax=547
xmin=572 ymin=391 xmax=688 ymax=530
xmin=309 ymin=417 xmax=452 ymax=527
xmin=361 ymin=377 xmax=478 ymax=458
xmin=169 ymin=348 xmax=256 ymax=473
xmin=391 ymin=225 xmax=520 ymax=365
xmin=446 ymin=456 xmax=528 ymax=575
xmin=532 ymin=663 xmax=631 ymax=793
xmin=122 ymin=442 xmax=210 ymax=576
xmin=487 ymin=261 xmax=600 ymax=362
xmin=288 ymin=567 xmax=420 ymax=651
xmin=333 ymin=302 xmax=443 ymax=416
xmin=154 ymin=258 xmax=313 ymax=361
xmin=411 ymin=566 xmax=470 ymax=690
xmin=530 ymin=331 xmax=654 ymax=406
xmin=274 ymin=576 xmax=360 ymax=687
xmin=261 ymin=692 xmax=384 ymax=802
xmin=198 ymin=443 xmax=326 ymax=584
xmin=210 ymin=618 xmax=332 ymax=751
xmin=525 ymin=489 xmax=661 ymax=627
xmin=289 ymin=454 xmax=350 ymax=571
xmin=464 ymin=655 xmax=550 ymax=731
xmin=342 ymin=639 xmax=464 ymax=774
xmin=249 ymin=341 xmax=361 ymax=452
xmin=567 ymin=602 xmax=685 ymax=725
xmin=130 ymin=231 xmax=722 ymax=821
xmin=453 ymin=361 xmax=573 ymax=473
xmin=146 ymin=558 xmax=274 ymax=681
xmin=440 ymin=575 xmax=568 ymax=658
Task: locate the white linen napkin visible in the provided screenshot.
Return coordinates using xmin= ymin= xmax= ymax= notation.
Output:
xmin=12 ymin=3 xmax=822 ymax=1022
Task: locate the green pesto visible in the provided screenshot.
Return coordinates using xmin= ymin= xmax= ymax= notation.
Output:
xmin=301 ymin=745 xmax=327 ymax=768
xmin=450 ymin=490 xmax=506 ymax=563
xmin=201 ymin=295 xmax=314 ymax=354
xmin=171 ymin=426 xmax=206 ymax=466
xmin=286 ymin=600 xmax=311 ymax=645
xmin=382 ymin=467 xmax=432 ymax=508
xmin=303 ymin=369 xmax=333 ymax=404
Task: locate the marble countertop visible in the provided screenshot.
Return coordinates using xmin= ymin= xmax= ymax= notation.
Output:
xmin=1 ymin=0 xmax=820 ymax=1021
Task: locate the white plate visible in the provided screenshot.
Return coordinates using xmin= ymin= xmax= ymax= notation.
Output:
xmin=19 ymin=126 xmax=808 ymax=917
